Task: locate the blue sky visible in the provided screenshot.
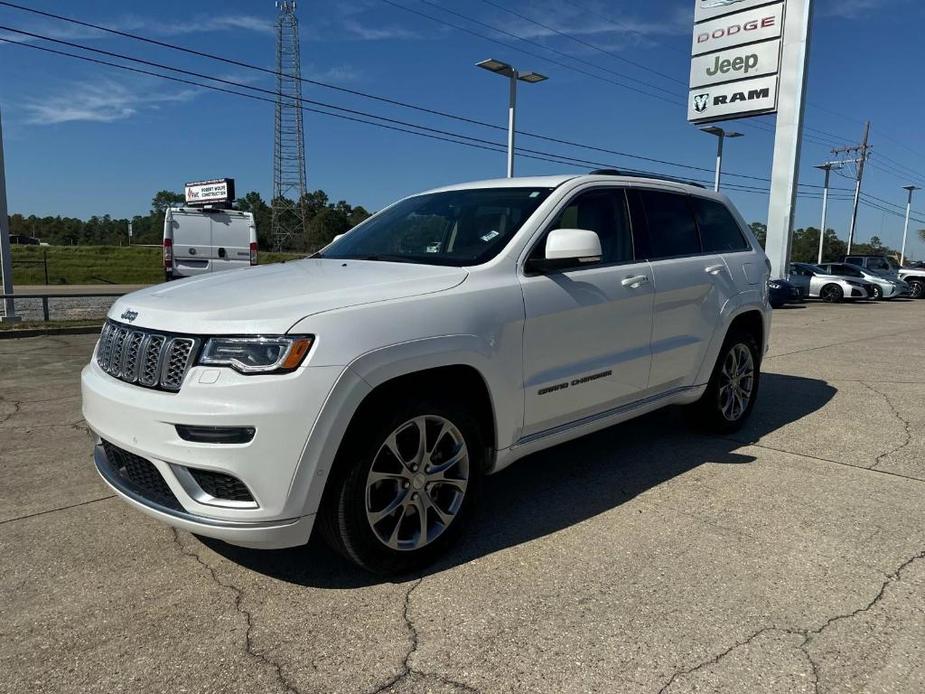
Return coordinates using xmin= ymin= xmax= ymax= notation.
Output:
xmin=2 ymin=0 xmax=925 ymax=258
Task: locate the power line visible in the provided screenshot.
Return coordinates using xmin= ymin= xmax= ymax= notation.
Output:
xmin=0 ymin=30 xmax=853 ymax=207
xmin=377 ymin=0 xmax=684 ymax=106
xmin=474 ymin=0 xmax=685 ymax=86
xmin=0 ymin=1 xmax=798 ymax=187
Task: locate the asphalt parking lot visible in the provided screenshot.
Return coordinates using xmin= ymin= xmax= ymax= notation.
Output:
xmin=1 ymin=300 xmax=923 ymax=694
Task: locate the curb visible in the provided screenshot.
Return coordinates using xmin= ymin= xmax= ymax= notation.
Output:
xmin=0 ymin=325 xmax=103 ymax=340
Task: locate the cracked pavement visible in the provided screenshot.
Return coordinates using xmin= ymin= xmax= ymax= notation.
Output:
xmin=1 ymin=300 xmax=924 ymax=693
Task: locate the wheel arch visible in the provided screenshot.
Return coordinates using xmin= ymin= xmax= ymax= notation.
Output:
xmin=694 ymin=299 xmax=768 ymax=386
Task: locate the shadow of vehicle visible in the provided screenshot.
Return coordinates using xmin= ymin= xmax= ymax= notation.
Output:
xmin=200 ymin=373 xmax=837 ymax=587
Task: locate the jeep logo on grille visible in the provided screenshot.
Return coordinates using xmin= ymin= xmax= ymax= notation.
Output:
xmin=120 ymin=309 xmax=138 ymax=322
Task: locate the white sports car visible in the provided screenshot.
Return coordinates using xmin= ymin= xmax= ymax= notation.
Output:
xmin=790 ymin=263 xmax=870 ymax=302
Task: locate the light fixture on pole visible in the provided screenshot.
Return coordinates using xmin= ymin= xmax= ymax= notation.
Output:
xmin=700 ymin=126 xmax=743 ymax=191
xmin=900 ymin=184 xmax=920 ymax=267
xmin=814 ymin=162 xmax=842 ymax=264
xmin=476 ymin=59 xmax=548 ymax=178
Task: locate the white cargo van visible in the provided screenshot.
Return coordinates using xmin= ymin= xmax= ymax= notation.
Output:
xmin=163 ymin=207 xmax=257 ymax=281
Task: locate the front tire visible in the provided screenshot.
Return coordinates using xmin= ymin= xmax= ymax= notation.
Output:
xmin=909 ymin=279 xmax=925 ymax=299
xmin=687 ymin=330 xmax=760 ymax=433
xmin=319 ymin=398 xmax=483 ymax=575
xmin=870 ymin=285 xmax=883 ymax=300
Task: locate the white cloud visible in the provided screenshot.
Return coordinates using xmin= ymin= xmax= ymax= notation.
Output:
xmin=341 ymin=19 xmax=420 ymax=41
xmin=23 ymin=79 xmax=197 ymax=125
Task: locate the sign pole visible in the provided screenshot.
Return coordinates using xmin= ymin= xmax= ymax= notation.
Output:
xmin=0 ymin=107 xmax=20 ymax=323
xmin=764 ymin=0 xmax=814 ymax=279
xmin=816 ymin=164 xmax=830 ymax=264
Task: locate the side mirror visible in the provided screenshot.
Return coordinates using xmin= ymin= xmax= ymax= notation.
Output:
xmin=331 ymin=233 xmax=345 ymax=244
xmin=545 ymin=228 xmax=602 ymax=262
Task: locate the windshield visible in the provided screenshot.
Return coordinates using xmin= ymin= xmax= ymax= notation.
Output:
xmin=318 ymin=187 xmax=553 ymax=266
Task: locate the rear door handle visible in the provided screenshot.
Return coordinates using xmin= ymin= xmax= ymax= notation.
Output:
xmin=705 ymin=264 xmax=725 ymax=276
xmin=621 ymin=274 xmax=649 ymax=288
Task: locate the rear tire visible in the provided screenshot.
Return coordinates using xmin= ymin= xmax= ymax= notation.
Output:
xmin=319 ymin=396 xmax=483 ymax=575
xmin=687 ymin=329 xmax=761 ymax=434
xmin=820 ymin=284 xmax=844 ymax=303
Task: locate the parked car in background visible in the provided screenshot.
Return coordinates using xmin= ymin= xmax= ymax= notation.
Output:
xmin=790 ymin=262 xmax=870 ymax=303
xmin=843 ymin=254 xmax=925 ymax=299
xmin=817 ymin=263 xmax=908 ymax=300
xmin=768 ymin=278 xmax=801 ymax=308
xmin=84 ymin=171 xmax=771 ymax=574
xmin=164 ymin=207 xmax=257 ymax=281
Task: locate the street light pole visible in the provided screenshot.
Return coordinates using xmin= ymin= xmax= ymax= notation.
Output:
xmin=0 ymin=106 xmax=20 ymax=323
xmin=507 ymin=71 xmax=516 ymax=178
xmin=476 ymin=59 xmax=548 ymax=178
xmin=700 ymin=126 xmax=743 ymax=191
xmin=814 ymin=163 xmax=836 ymax=264
xmin=900 ymin=185 xmax=920 ymax=266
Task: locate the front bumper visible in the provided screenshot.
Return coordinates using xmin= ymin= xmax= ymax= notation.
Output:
xmin=94 ymin=441 xmax=314 ymax=549
xmin=82 ymin=352 xmax=353 ymax=547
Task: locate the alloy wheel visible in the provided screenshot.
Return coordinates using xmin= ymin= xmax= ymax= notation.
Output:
xmin=365 ymin=415 xmax=469 ymax=551
xmin=718 ymin=344 xmax=755 ymax=422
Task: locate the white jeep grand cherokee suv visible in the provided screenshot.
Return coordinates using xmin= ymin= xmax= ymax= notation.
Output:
xmin=82 ymin=172 xmax=771 ymax=574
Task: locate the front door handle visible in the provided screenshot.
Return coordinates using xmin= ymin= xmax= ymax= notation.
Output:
xmin=218 ymin=247 xmax=227 ymax=259
xmin=705 ymin=264 xmax=725 ymax=276
xmin=621 ymin=274 xmax=649 ymax=288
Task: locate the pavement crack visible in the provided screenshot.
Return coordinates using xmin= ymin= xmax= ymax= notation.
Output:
xmin=657 ymin=626 xmax=780 ymax=693
xmin=658 ymin=550 xmax=924 ymax=693
xmin=859 ymin=382 xmax=914 ymax=469
xmin=0 ymin=399 xmax=22 ymax=425
xmin=170 ymin=528 xmax=303 ymax=694
xmin=367 ymin=578 xmax=481 ymax=694
xmin=0 ymin=494 xmax=115 ymax=526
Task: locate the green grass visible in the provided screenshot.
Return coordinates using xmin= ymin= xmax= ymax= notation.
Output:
xmin=10 ymin=246 xmax=305 ymax=285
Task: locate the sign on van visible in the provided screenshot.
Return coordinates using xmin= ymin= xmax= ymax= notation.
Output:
xmin=185 ymin=178 xmax=236 ymax=207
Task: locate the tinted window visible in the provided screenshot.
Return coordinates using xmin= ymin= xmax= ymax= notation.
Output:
xmin=867 ymin=257 xmax=890 ymax=271
xmin=322 ymin=187 xmax=553 ymax=266
xmin=532 ymin=188 xmax=634 ymax=266
xmin=638 ymin=191 xmax=701 ymax=259
xmin=833 ymin=264 xmax=862 ymax=277
xmin=690 ymin=197 xmax=749 ymax=252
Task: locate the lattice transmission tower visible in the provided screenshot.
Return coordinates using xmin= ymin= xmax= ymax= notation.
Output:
xmin=272 ymin=0 xmax=308 ymax=251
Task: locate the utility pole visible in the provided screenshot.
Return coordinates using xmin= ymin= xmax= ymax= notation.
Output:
xmin=814 ymin=163 xmax=836 ymax=264
xmin=0 ymin=107 xmax=20 ymax=323
xmin=833 ymin=121 xmax=871 ymax=255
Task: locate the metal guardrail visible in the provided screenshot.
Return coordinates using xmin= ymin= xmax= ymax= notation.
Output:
xmin=0 ymin=291 xmax=124 ymax=322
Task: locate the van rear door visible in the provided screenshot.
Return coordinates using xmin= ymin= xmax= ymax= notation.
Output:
xmin=171 ymin=211 xmax=212 ymax=277
xmin=210 ymin=211 xmax=253 ymax=272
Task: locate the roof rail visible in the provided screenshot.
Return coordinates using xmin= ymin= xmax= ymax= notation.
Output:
xmin=588 ymin=168 xmax=705 ymax=189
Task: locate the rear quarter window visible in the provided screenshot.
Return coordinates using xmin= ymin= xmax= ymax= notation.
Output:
xmin=690 ymin=197 xmax=749 ymax=253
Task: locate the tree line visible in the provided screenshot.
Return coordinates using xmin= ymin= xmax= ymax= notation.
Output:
xmin=6 ymin=195 xmax=917 ymax=261
xmin=748 ymin=222 xmax=905 ymax=262
xmin=7 ymin=190 xmax=372 ymax=251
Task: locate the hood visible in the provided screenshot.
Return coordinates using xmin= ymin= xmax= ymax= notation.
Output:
xmin=108 ymin=259 xmax=468 ymax=334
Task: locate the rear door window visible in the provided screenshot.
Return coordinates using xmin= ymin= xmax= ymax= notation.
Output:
xmin=690 ymin=197 xmax=749 ymax=252
xmin=635 ymin=190 xmax=702 ymax=260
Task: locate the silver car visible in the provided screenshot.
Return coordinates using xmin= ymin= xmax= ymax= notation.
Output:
xmin=817 ymin=263 xmax=909 ymax=300
xmin=790 ymin=263 xmax=870 ymax=302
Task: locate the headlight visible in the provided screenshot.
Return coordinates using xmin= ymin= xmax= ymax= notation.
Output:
xmin=768 ymin=281 xmax=783 ymax=289
xmin=199 ymin=336 xmax=314 ymax=374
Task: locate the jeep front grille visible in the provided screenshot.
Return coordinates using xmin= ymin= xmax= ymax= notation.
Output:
xmin=96 ymin=320 xmax=199 ymax=392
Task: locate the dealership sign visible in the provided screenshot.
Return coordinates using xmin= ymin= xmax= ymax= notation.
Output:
xmin=692 ymin=4 xmax=784 ymax=55
xmin=184 ymin=178 xmax=236 ymax=207
xmin=688 ymin=0 xmax=785 ymax=124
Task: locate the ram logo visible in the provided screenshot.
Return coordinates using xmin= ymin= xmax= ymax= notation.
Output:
xmin=693 ymin=93 xmax=710 ymax=113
